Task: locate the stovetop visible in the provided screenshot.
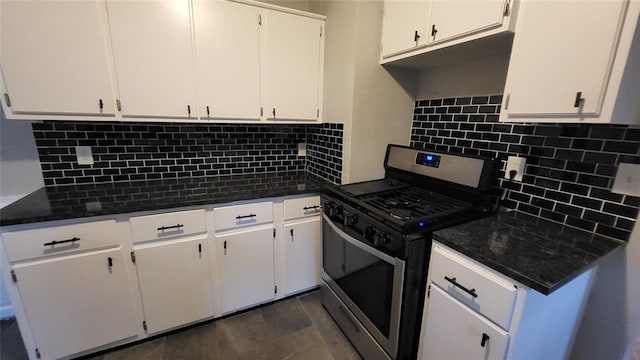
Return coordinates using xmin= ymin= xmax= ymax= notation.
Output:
xmin=329 ymin=178 xmax=478 ymax=233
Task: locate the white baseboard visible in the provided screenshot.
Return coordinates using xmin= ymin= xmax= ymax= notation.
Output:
xmin=0 ymin=303 xmax=14 ymax=319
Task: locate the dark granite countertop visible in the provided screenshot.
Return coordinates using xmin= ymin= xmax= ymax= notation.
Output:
xmin=0 ymin=172 xmax=331 ymax=227
xmin=432 ymin=210 xmax=625 ymax=295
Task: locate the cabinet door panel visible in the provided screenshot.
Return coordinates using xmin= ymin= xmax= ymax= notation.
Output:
xmin=106 ymin=0 xmax=196 ymax=119
xmin=422 ymin=285 xmax=509 ymax=360
xmin=216 ymin=226 xmax=275 ymax=313
xmin=13 ymin=248 xmax=137 ymax=360
xmin=0 ymin=1 xmax=115 ymax=116
xmin=193 ymin=0 xmax=261 ymax=120
xmin=283 ymin=217 xmax=321 ymax=296
xmin=381 ymin=0 xmax=431 ymax=57
xmin=428 ymin=0 xmax=506 ymax=44
xmin=265 ymin=11 xmax=321 ymax=121
xmin=134 ymin=237 xmax=213 ymax=334
xmin=506 ymin=0 xmax=626 ymax=116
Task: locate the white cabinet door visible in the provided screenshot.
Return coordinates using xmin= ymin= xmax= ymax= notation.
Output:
xmin=192 ymin=0 xmax=262 ymax=121
xmin=106 ymin=0 xmax=197 ymax=119
xmin=0 ymin=1 xmax=116 ymax=116
xmin=282 ymin=217 xmax=321 ymax=296
xmin=264 ymin=10 xmax=322 ymax=121
xmin=422 ymin=285 xmax=509 ymax=360
xmin=381 ymin=0 xmax=431 ymax=57
xmin=427 ymin=0 xmax=507 ymax=44
xmin=12 ymin=248 xmax=137 ymax=360
xmin=133 ymin=237 xmax=213 ymax=334
xmin=503 ymin=0 xmax=626 ymax=117
xmin=216 ymin=225 xmax=275 ymax=313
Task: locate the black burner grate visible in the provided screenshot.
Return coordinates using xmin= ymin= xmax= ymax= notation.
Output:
xmin=358 ymin=187 xmax=473 ymax=222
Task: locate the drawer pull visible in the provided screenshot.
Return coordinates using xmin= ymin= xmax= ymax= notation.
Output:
xmin=157 ymin=224 xmax=184 ymax=231
xmin=108 ymin=257 xmax=113 ymax=267
xmin=235 ymin=214 xmax=256 ymax=220
xmin=43 ymin=237 xmax=79 ymax=247
xmin=303 ymin=205 xmax=321 ymax=211
xmin=481 ymin=333 xmax=490 ymax=347
xmin=444 ymin=276 xmax=478 ymax=298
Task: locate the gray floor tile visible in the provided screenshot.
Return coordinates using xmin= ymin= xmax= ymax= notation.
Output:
xmin=0 ymin=318 xmax=28 ymax=360
xmin=104 ymin=337 xmax=165 ymax=360
xmin=0 ymin=290 xmax=359 ymax=360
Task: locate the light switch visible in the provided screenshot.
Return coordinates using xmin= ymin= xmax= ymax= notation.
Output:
xmin=612 ymin=163 xmax=640 ymax=196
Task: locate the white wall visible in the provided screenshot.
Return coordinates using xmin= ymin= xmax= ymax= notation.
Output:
xmin=415 ymin=52 xmax=510 ymax=100
xmin=0 ymin=111 xmax=44 ymax=318
xmin=570 ymin=214 xmax=640 ymax=360
xmin=310 ymin=0 xmax=416 ymax=184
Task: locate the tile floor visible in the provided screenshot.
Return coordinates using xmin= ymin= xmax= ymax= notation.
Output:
xmin=0 ymin=290 xmax=361 ymax=360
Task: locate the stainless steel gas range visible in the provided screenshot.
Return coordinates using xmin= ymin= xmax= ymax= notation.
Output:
xmin=321 ymin=144 xmax=497 ymax=360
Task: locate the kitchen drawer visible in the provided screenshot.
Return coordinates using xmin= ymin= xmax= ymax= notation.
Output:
xmin=2 ymin=220 xmax=121 ymax=262
xmin=283 ymin=195 xmax=321 ymax=220
xmin=430 ymin=244 xmax=517 ymax=330
xmin=130 ymin=209 xmax=207 ymax=244
xmin=214 ymin=201 xmax=273 ymax=232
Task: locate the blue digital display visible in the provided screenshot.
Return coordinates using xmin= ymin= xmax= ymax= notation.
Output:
xmin=418 ymin=221 xmax=425 ymax=228
xmin=416 ymin=152 xmax=441 ymax=168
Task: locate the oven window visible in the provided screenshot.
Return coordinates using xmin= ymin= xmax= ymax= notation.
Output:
xmin=323 ymin=221 xmax=394 ymax=338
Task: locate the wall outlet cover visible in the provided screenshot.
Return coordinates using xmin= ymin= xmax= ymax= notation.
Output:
xmin=298 ymin=143 xmax=307 ymax=157
xmin=504 ymin=156 xmax=526 ymax=182
xmin=612 ymin=163 xmax=640 ymax=196
xmin=75 ymin=146 xmax=94 ymax=165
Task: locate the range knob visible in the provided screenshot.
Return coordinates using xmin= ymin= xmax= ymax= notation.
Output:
xmin=347 ymin=214 xmax=359 ymax=225
xmin=366 ymin=226 xmax=390 ymax=247
xmin=326 ymin=202 xmax=344 ymax=218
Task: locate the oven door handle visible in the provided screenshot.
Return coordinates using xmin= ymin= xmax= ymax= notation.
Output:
xmin=323 ymin=213 xmax=396 ymax=265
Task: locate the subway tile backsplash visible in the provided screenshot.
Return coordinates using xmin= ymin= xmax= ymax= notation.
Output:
xmin=411 ymin=95 xmax=640 ymax=241
xmin=33 ymin=122 xmax=343 ymax=186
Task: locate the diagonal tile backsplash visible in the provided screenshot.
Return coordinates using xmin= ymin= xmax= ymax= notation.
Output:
xmin=410 ymin=95 xmax=639 ymax=241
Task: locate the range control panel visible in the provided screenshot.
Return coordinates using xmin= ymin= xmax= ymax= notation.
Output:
xmin=415 ymin=152 xmax=441 ymax=168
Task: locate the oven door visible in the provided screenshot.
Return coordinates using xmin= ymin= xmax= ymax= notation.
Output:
xmin=322 ymin=213 xmax=404 ymax=358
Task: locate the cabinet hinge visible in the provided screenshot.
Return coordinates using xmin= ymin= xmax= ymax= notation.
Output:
xmin=274 ymin=285 xmax=278 ymax=294
xmin=143 ymin=320 xmax=147 ymax=331
xmin=427 ymin=284 xmax=431 ymax=298
xmin=317 ymin=109 xmax=319 ymax=118
xmin=504 ymin=94 xmax=510 ymax=110
xmin=3 ymin=93 xmax=11 ymax=107
xmin=273 ymin=228 xmax=276 ymax=238
xmin=116 ymin=99 xmax=122 ymax=112
xmin=259 ymin=14 xmax=262 ymax=26
xmin=35 ymin=348 xmax=41 ymax=359
xmin=10 ymin=270 xmax=17 ymax=283
xmin=503 ymin=0 xmax=510 ymax=16
xmin=260 ymin=107 xmax=264 ymax=117
xmin=130 ymin=251 xmax=136 ymax=264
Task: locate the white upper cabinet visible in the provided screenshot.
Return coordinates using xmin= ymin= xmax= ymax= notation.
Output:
xmin=192 ymin=0 xmax=262 ymax=121
xmin=381 ymin=0 xmax=516 ymax=64
xmin=106 ymin=0 xmax=197 ymax=120
xmin=0 ymin=1 xmax=116 ymax=117
xmin=264 ymin=10 xmax=323 ymax=121
xmin=427 ymin=0 xmax=509 ymax=45
xmin=380 ymin=0 xmax=431 ymax=58
xmin=501 ymin=0 xmax=640 ymax=124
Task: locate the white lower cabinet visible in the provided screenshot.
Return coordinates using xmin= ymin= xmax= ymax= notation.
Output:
xmin=282 ymin=217 xmax=322 ymax=296
xmin=12 ymin=248 xmax=137 ymax=360
xmin=419 ymin=242 xmax=596 ymax=360
xmin=133 ymin=236 xmax=213 ymax=334
xmin=215 ymin=225 xmax=275 ymax=313
xmin=421 ymin=286 xmax=509 ymax=360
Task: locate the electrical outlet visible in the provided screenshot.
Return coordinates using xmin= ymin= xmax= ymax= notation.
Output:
xmin=612 ymin=163 xmax=640 ymax=196
xmin=75 ymin=146 xmax=94 ymax=165
xmin=298 ymin=143 xmax=307 ymax=157
xmin=504 ymin=156 xmax=526 ymax=182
